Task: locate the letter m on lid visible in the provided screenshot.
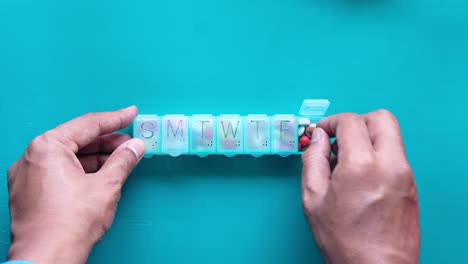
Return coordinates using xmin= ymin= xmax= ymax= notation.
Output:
xmin=162 ymin=115 xmax=188 ymax=156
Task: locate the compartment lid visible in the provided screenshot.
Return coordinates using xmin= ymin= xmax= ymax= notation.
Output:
xmin=299 ymin=99 xmax=330 ymax=116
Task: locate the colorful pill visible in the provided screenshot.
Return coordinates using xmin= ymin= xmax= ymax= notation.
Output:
xmin=298 ymin=125 xmax=306 ymax=136
xmin=300 ymin=136 xmax=310 ymax=146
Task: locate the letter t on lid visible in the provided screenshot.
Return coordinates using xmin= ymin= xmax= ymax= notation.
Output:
xmin=244 ymin=115 xmax=270 ymax=154
xmin=190 ymin=115 xmax=216 ymax=155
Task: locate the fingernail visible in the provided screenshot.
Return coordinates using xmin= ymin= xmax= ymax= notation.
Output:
xmin=311 ymin=127 xmax=323 ymax=143
xmin=127 ymin=139 xmax=145 ymax=160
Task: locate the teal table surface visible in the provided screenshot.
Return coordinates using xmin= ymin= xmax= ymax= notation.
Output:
xmin=1 ymin=0 xmax=467 ymax=263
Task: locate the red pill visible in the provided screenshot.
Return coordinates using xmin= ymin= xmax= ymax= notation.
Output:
xmin=300 ymin=136 xmax=310 ymax=146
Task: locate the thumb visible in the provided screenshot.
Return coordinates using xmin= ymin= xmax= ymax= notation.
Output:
xmin=98 ymin=138 xmax=145 ymax=185
xmin=301 ymin=127 xmax=331 ymax=211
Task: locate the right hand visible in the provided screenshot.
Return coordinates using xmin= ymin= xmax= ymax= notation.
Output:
xmin=301 ymin=110 xmax=420 ymax=264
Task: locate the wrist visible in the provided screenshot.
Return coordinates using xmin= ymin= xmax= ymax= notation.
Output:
xmin=323 ymin=242 xmax=417 ymax=264
xmin=8 ymin=228 xmax=92 ymax=264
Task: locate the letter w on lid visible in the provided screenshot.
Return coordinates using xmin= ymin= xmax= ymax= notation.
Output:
xmin=217 ymin=115 xmax=243 ymax=154
xmin=162 ymin=115 xmax=188 ymax=156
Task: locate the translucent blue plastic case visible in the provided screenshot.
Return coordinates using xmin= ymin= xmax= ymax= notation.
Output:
xmin=133 ymin=99 xmax=330 ymax=158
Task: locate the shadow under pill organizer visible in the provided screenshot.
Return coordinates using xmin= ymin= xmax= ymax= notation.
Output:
xmin=133 ymin=99 xmax=330 ymax=158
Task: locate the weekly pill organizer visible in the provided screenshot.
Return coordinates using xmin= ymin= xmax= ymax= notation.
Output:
xmin=133 ymin=99 xmax=330 ymax=158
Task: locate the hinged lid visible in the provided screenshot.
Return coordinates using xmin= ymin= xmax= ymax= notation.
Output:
xmin=299 ymin=99 xmax=330 ymax=116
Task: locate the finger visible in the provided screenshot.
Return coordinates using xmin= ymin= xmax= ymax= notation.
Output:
xmin=98 ymin=138 xmax=145 ymax=186
xmin=51 ymin=106 xmax=138 ymax=153
xmin=363 ymin=110 xmax=405 ymax=155
xmin=78 ymin=133 xmax=131 ymax=154
xmin=301 ymin=128 xmax=331 ymax=211
xmin=318 ymin=114 xmax=374 ymax=160
xmin=78 ymin=154 xmax=110 ymax=173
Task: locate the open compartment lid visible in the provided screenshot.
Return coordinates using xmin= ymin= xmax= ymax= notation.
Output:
xmin=299 ymin=99 xmax=330 ymax=116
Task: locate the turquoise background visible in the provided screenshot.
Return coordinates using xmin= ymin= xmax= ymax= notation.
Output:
xmin=0 ymin=0 xmax=467 ymax=263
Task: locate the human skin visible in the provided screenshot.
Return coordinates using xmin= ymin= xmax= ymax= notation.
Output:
xmin=301 ymin=110 xmax=420 ymax=264
xmin=6 ymin=108 xmax=419 ymax=264
xmin=7 ymin=106 xmax=145 ymax=263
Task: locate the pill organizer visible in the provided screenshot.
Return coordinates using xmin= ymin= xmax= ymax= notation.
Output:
xmin=133 ymin=99 xmax=330 ymax=158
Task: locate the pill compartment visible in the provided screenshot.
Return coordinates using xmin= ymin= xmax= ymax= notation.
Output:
xmin=244 ymin=114 xmax=271 ymax=156
xmin=133 ymin=115 xmax=161 ymax=158
xmin=217 ymin=114 xmax=243 ymax=156
xmin=190 ymin=115 xmax=216 ymax=156
xmin=271 ymin=114 xmax=298 ymax=155
xmin=161 ymin=115 xmax=189 ymax=156
xmin=297 ymin=118 xmax=315 ymax=152
xmin=133 ymin=99 xmax=330 ymax=158
xmin=297 ymin=99 xmax=330 ymax=152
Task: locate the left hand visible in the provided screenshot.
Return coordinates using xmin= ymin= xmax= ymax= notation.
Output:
xmin=7 ymin=106 xmax=145 ymax=264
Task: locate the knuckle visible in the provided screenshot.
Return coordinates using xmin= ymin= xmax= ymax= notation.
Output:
xmin=301 ymin=186 xmax=321 ymax=216
xmin=387 ymin=163 xmax=418 ymax=201
xmin=342 ymin=153 xmax=376 ymax=174
xmin=25 ymin=132 xmax=63 ymax=163
xmin=376 ymin=160 xmax=416 ymax=195
xmin=373 ymin=109 xmax=399 ymax=124
xmin=374 ymin=109 xmax=394 ymax=118
xmin=406 ymin=180 xmax=418 ymax=201
xmin=7 ymin=163 xmax=16 ymax=177
xmin=117 ymin=149 xmax=137 ymax=170
xmin=25 ymin=135 xmax=48 ymax=159
xmin=340 ymin=113 xmax=362 ymax=123
xmin=28 ymin=134 xmax=46 ymax=151
xmin=390 ymin=162 xmax=414 ymax=182
xmin=349 ymin=113 xmax=363 ymax=121
xmin=83 ymin=112 xmax=99 ymax=120
xmin=106 ymin=148 xmax=137 ymax=184
xmin=397 ymin=162 xmax=413 ymax=177
xmin=107 ymin=175 xmax=122 ymax=186
xmin=301 ymin=195 xmax=316 ymax=217
xmin=115 ymin=114 xmax=125 ymax=130
xmin=340 ymin=113 xmax=365 ymax=129
xmin=358 ymin=154 xmax=376 ymax=168
xmin=7 ymin=163 xmax=17 ymax=187
xmin=31 ymin=132 xmax=59 ymax=149
xmin=83 ymin=112 xmax=104 ymax=131
xmin=347 ymin=113 xmax=362 ymax=120
xmin=46 ymin=130 xmax=75 ymax=151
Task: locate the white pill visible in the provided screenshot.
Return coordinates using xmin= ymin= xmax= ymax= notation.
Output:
xmin=298 ymin=118 xmax=310 ymax=125
xmin=298 ymin=126 xmax=305 ymax=136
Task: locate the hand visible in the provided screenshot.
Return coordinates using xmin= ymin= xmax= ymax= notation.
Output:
xmin=7 ymin=106 xmax=145 ymax=264
xmin=301 ymin=110 xmax=420 ymax=264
